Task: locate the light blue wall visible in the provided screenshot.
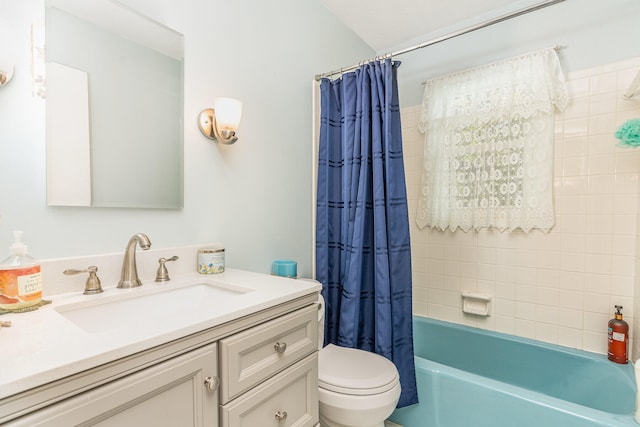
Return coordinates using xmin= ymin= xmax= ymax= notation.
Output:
xmin=392 ymin=0 xmax=640 ymax=107
xmin=0 ymin=0 xmax=374 ymax=278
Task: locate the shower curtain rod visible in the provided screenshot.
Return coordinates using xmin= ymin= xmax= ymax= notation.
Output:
xmin=314 ymin=0 xmax=567 ymax=81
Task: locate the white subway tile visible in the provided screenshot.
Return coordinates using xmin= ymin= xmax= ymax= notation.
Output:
xmin=495 ymin=281 xmax=516 ymax=300
xmin=558 ymin=327 xmax=583 ymax=349
xmin=588 ymin=154 xmax=616 ymax=175
xmin=564 ymin=96 xmax=590 ymax=118
xmin=585 ymin=234 xmax=612 ymax=255
xmin=612 ymin=215 xmax=637 ymax=235
xmin=563 ymin=136 xmax=589 ymax=157
xmin=561 ymin=252 xmax=586 ymax=272
xmin=615 ymin=151 xmax=640 ymax=174
xmin=494 ymin=298 xmax=516 ymax=316
xmin=590 ymin=72 xmax=618 ymax=95
xmin=494 ymin=315 xmax=516 ymax=335
xmin=584 ymin=273 xmax=612 ymax=294
xmin=582 ymin=331 xmax=607 ymax=354
xmin=559 ymin=289 xmax=584 ymax=310
xmin=477 ymin=263 xmax=496 ymax=281
xmin=537 ymin=268 xmax=560 ymax=288
xmin=614 ymin=173 xmax=639 ymax=194
xmin=590 ymin=113 xmax=618 ymax=136
xmin=583 ymin=312 xmax=609 ymax=333
xmin=427 ymin=288 xmax=444 ymax=305
xmin=610 ymin=275 xmax=634 ymax=297
xmin=562 ymin=156 xmax=588 ymax=176
xmin=426 ymin=273 xmax=444 ymax=290
xmin=612 ymin=255 xmax=635 ymax=277
xmin=586 ymin=214 xmax=613 ymax=235
xmin=612 ymin=234 xmax=636 ymax=256
xmin=537 ymin=287 xmax=559 ymax=306
xmin=536 ymin=323 xmax=559 ymax=344
xmin=443 ymin=290 xmax=461 ymax=307
xmin=515 ymin=319 xmax=536 ymax=339
xmin=585 ymin=195 xmax=614 ymax=215
xmin=584 ymin=253 xmax=612 ymax=275
xmin=559 ymin=309 xmax=584 ymax=329
xmin=587 ymin=174 xmax=615 ymax=195
xmin=566 ymin=76 xmax=591 ymax=97
xmin=516 ymin=284 xmax=537 ymax=303
xmin=560 ymin=196 xmax=587 ymax=215
xmin=564 ymin=117 xmax=589 ymax=138
xmin=589 ymin=134 xmax=617 ymax=155
xmin=584 ymin=292 xmax=611 ymax=314
xmin=559 ymin=271 xmax=585 ymax=291
xmin=589 ymin=93 xmax=617 ymax=116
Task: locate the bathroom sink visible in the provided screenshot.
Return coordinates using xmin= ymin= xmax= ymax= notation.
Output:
xmin=55 ymin=281 xmax=252 ymax=333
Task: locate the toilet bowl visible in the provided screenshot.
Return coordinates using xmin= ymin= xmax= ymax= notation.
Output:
xmin=315 ymin=292 xmax=401 ymax=427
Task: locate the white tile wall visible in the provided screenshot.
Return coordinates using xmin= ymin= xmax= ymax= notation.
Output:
xmin=402 ymin=56 xmax=640 ymax=356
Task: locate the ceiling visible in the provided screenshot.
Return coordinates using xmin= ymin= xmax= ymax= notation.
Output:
xmin=320 ymin=0 xmax=552 ymax=52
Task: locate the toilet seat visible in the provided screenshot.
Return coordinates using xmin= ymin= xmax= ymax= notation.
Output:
xmin=318 ymin=344 xmax=399 ymax=396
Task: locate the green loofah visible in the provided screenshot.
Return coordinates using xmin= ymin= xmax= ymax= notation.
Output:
xmin=615 ymin=118 xmax=640 ymax=148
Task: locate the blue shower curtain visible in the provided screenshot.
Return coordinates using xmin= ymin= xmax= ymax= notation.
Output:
xmin=316 ymin=59 xmax=418 ymax=407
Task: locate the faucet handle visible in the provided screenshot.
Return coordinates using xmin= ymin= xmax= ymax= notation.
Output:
xmin=155 ymin=256 xmax=179 ymax=282
xmin=63 ymin=266 xmax=103 ymax=295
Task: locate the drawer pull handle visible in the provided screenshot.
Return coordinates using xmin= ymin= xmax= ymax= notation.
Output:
xmin=274 ymin=411 xmax=288 ymax=422
xmin=274 ymin=342 xmax=287 ymax=353
xmin=204 ymin=376 xmax=219 ymax=392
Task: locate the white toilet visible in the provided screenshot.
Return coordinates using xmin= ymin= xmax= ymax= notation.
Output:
xmin=316 ymin=294 xmax=401 ymax=427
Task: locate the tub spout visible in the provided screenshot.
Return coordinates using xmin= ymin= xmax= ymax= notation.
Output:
xmin=117 ymin=233 xmax=151 ymax=288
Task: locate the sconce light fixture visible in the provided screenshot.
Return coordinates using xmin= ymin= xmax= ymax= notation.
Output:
xmin=0 ymin=65 xmax=13 ymax=87
xmin=198 ymin=97 xmax=243 ymax=144
xmin=0 ymin=18 xmax=17 ymax=88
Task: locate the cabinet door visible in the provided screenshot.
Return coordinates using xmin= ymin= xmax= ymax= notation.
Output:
xmin=7 ymin=344 xmax=218 ymax=427
xmin=221 ymin=353 xmax=318 ymax=427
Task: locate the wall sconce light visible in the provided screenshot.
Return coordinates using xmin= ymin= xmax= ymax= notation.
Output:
xmin=198 ymin=97 xmax=243 ymax=144
xmin=0 ymin=64 xmax=14 ymax=87
xmin=0 ymin=18 xmax=17 ymax=88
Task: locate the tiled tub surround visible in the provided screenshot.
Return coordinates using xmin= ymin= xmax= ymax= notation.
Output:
xmin=402 ymin=57 xmax=640 ymax=356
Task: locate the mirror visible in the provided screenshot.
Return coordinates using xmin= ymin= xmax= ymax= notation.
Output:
xmin=45 ymin=0 xmax=184 ymax=209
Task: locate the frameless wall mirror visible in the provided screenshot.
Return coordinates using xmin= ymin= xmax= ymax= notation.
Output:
xmin=45 ymin=0 xmax=184 ymax=208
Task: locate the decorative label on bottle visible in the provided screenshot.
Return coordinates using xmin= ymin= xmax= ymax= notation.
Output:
xmin=607 ymin=305 xmax=629 ymax=364
xmin=0 ymin=266 xmax=43 ymax=309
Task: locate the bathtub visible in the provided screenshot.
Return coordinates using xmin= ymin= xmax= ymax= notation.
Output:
xmin=389 ymin=316 xmax=638 ymax=427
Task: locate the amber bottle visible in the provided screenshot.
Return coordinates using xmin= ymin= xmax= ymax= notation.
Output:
xmin=608 ymin=305 xmax=628 ymax=364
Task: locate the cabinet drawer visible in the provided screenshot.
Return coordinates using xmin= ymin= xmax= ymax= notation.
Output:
xmin=219 ymin=304 xmax=317 ymax=403
xmin=221 ymin=353 xmax=318 ymax=427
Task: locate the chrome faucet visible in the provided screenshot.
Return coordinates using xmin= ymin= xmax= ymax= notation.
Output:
xmin=118 ymin=233 xmax=151 ymax=288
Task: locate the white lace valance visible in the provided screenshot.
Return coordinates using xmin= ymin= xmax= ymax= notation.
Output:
xmin=416 ymin=48 xmax=568 ymax=233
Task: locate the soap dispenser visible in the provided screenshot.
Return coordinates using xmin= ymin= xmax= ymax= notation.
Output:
xmin=608 ymin=305 xmax=629 ymax=364
xmin=0 ymin=231 xmax=42 ymax=310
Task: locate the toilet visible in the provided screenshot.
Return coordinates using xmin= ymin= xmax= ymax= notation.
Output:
xmin=316 ymin=294 xmax=401 ymax=427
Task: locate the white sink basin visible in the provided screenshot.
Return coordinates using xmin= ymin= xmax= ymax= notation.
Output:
xmin=55 ymin=281 xmax=252 ymax=333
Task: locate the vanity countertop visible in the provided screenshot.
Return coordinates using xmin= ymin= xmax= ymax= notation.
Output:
xmin=0 ymin=268 xmax=320 ymax=399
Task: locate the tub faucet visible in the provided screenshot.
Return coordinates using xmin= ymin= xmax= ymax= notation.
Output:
xmin=118 ymin=233 xmax=151 ymax=288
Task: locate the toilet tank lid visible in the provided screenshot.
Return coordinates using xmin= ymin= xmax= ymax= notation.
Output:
xmin=318 ymin=344 xmax=399 ymax=395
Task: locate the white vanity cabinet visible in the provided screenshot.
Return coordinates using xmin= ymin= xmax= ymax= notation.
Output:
xmin=1 ymin=295 xmax=319 ymax=427
xmin=6 ymin=343 xmax=219 ymax=427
